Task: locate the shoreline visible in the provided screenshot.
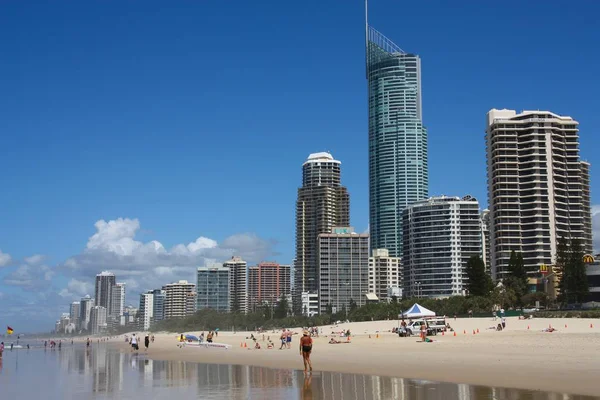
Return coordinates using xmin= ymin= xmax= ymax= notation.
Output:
xmin=111 ymin=317 xmax=600 ymax=397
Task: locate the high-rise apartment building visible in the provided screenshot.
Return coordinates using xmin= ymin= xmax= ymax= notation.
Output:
xmin=368 ymin=249 xmax=402 ymax=301
xmin=69 ymin=301 xmax=81 ymax=331
xmin=224 ymin=256 xmax=249 ymax=313
xmin=366 ymin=23 xmax=428 ymax=258
xmin=110 ymin=283 xmax=126 ymax=324
xmin=318 ymin=227 xmax=370 ymax=314
xmin=481 ymin=210 xmax=492 ymax=274
xmin=162 ymin=280 xmax=196 ymax=319
xmin=295 ymin=152 xmax=350 ymax=298
xmin=248 ymin=262 xmax=291 ymax=311
xmin=95 ymin=271 xmax=116 ymax=311
xmin=486 ymin=109 xmax=592 ymax=279
xmin=403 ymin=196 xmax=482 ymax=298
xmin=197 ymin=265 xmax=230 ymax=312
xmin=79 ymin=295 xmax=94 ymax=331
xmin=152 ymin=289 xmax=166 ymax=322
xmin=90 ymin=305 xmax=107 ymax=335
xmin=139 ymin=292 xmax=154 ymax=330
xmin=581 ymin=161 xmax=593 ymax=254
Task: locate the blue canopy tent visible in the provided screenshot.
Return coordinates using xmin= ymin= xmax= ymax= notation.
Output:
xmin=399 ymin=303 xmax=436 ymax=319
xmin=185 ymin=334 xmax=199 ymax=341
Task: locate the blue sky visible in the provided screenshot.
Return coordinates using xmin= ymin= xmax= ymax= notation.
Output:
xmin=1 ymin=0 xmax=599 ymax=331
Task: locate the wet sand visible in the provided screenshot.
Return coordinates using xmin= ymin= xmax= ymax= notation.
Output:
xmin=111 ymin=317 xmax=600 ymax=397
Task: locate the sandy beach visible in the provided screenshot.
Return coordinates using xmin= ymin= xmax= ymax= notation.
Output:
xmin=112 ymin=317 xmax=600 ymax=397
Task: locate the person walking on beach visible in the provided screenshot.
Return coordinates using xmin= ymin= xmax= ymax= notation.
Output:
xmin=206 ymin=331 xmax=213 ymax=343
xmin=286 ymin=330 xmax=292 ymax=349
xmin=280 ymin=330 xmax=286 ymax=350
xmin=144 ymin=334 xmax=150 ymax=351
xmin=299 ymin=330 xmax=313 ymax=373
xmin=131 ymin=334 xmax=139 ymax=352
xmin=420 ymin=323 xmax=427 ymax=342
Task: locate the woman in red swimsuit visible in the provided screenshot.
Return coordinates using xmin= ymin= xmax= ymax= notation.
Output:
xmin=299 ymin=330 xmax=313 ymax=373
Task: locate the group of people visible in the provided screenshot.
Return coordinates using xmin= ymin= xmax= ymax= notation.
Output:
xmin=279 ymin=329 xmax=293 ymax=349
xmin=128 ymin=333 xmax=153 ymax=352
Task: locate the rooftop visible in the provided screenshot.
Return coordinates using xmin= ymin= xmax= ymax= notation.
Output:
xmin=303 ymin=152 xmax=341 ymax=166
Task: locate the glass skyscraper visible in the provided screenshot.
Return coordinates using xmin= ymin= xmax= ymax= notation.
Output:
xmin=367 ymin=25 xmax=428 ymax=257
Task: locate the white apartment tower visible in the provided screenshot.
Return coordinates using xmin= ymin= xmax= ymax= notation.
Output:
xmin=224 ymin=256 xmax=249 ymax=313
xmin=403 ymin=196 xmax=482 ymax=298
xmin=139 ymin=292 xmax=154 ymax=331
xmin=368 ymin=249 xmax=402 ymax=301
xmin=110 ymin=282 xmax=126 ymax=323
xmin=162 ymin=280 xmax=196 ymax=319
xmin=486 ymin=109 xmax=592 ymax=280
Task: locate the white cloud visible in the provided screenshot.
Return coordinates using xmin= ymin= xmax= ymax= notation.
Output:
xmin=58 ymin=278 xmax=94 ymax=299
xmin=0 ymin=250 xmax=12 ymax=267
xmin=24 ymin=254 xmax=46 ymax=265
xmin=60 ymin=217 xmax=277 ymax=297
xmin=592 ymin=205 xmax=600 ymax=253
xmin=3 ymin=258 xmax=54 ymax=290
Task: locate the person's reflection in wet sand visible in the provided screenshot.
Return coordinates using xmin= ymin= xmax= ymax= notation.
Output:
xmin=302 ymin=373 xmax=313 ymax=400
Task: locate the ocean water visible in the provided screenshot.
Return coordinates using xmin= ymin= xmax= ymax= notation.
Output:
xmin=0 ymin=342 xmax=596 ymax=400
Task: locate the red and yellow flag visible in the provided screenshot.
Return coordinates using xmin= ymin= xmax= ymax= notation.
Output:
xmin=7 ymin=326 xmax=14 ymax=335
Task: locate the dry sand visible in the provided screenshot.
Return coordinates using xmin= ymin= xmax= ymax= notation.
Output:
xmin=111 ymin=317 xmax=600 ymax=397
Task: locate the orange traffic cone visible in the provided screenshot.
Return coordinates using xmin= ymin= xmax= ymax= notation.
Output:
xmin=527 ymin=325 xmax=530 ymax=330
xmin=472 ymin=330 xmax=476 ymax=335
xmin=240 ymin=342 xmax=243 ymax=348
xmin=376 ymin=333 xmax=379 ymax=339
xmin=453 ymin=331 xmax=457 ymax=337
xmin=591 ymin=324 xmax=594 ymax=329
xmin=476 ymin=328 xmax=480 ymax=334
xmin=442 ymin=331 xmax=445 ymax=336
xmin=347 ymin=336 xmax=350 ymax=342
xmin=565 ymin=324 xmax=567 ymax=329
xmin=463 ymin=330 xmax=466 ymax=335
xmin=244 ymin=342 xmax=247 ymax=348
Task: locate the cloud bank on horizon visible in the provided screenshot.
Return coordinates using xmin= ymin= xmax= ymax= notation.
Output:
xmin=0 ymin=217 xmax=279 ymax=331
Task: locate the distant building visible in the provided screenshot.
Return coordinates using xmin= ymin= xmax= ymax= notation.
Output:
xmin=123 ymin=306 xmax=138 ymax=326
xmin=248 ymin=262 xmax=291 ymax=311
xmin=295 ymin=152 xmax=350 ymax=300
xmin=139 ymin=292 xmax=154 ymax=331
xmin=79 ymin=295 xmax=94 ymax=331
xmin=318 ymin=227 xmax=370 ymax=314
xmin=403 ymin=195 xmax=482 ymax=298
xmin=481 ymin=210 xmax=492 ymax=275
xmin=197 ymin=265 xmax=229 ymax=312
xmin=224 ymin=256 xmax=248 ymax=313
xmin=95 ymin=271 xmax=116 ymax=312
xmin=163 ymin=280 xmax=196 ymax=319
xmin=90 ymin=306 xmax=108 ymax=335
xmin=301 ymin=292 xmax=319 ymax=317
xmin=368 ymin=249 xmax=401 ymax=302
xmin=486 ymin=109 xmax=592 ymax=280
xmin=151 ymin=289 xmax=166 ymax=322
xmin=110 ymin=282 xmax=126 ymax=326
xmin=69 ymin=301 xmax=81 ymax=331
xmin=581 ymin=161 xmax=593 ymax=254
xmin=586 ymin=261 xmax=600 ymax=302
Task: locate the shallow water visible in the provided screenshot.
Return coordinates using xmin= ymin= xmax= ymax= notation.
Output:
xmin=0 ymin=343 xmax=597 ymax=399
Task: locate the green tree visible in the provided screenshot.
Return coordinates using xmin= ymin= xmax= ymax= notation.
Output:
xmin=230 ymin=295 xmax=240 ymax=314
xmin=465 ymin=255 xmax=493 ymax=296
xmin=568 ymin=239 xmax=589 ymax=303
xmin=274 ymin=296 xmax=289 ymax=319
xmin=556 ymin=236 xmax=570 ymax=304
xmin=504 ymin=250 xmax=528 ymax=305
xmin=349 ymin=298 xmax=358 ymax=313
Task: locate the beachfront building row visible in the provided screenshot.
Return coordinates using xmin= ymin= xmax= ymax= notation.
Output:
xmin=196 ymin=259 xmax=291 ymax=314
